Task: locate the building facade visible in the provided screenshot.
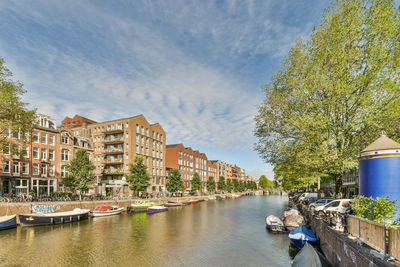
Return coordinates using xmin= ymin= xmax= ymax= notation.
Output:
xmin=68 ymin=114 xmax=166 ymax=195
xmin=166 ymin=144 xmax=217 ymax=193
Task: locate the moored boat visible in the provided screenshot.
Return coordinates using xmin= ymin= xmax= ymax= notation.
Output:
xmin=0 ymin=215 xmax=18 ymax=230
xmin=189 ymin=200 xmax=198 ymax=204
xmin=147 ymin=206 xmax=168 ymax=214
xmin=283 ymin=213 xmax=304 ymax=231
xmin=288 ymin=226 xmax=317 ymax=248
xmin=91 ymin=205 xmax=124 ymax=217
xmin=208 ymin=196 xmax=216 ymax=200
xmin=164 ymin=202 xmax=183 ymax=207
xmin=291 ymin=242 xmax=322 ymax=267
xmin=19 ymin=208 xmax=90 ymax=227
xmin=265 ymin=215 xmax=285 ymax=232
xmin=128 ymin=200 xmax=156 ymax=212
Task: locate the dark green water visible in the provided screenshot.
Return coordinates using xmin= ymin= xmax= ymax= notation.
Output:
xmin=0 ymin=196 xmax=292 ymax=266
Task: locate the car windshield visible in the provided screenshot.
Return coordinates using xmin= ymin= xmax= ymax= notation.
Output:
xmin=315 ymin=200 xmax=325 ymax=203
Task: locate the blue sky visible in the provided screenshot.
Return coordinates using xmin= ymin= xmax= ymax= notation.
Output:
xmin=0 ymin=0 xmax=331 ymax=179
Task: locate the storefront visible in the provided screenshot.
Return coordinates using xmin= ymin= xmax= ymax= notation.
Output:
xmin=31 ymin=178 xmax=57 ymax=196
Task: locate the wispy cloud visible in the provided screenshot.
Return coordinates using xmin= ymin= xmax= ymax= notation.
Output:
xmin=0 ymin=0 xmax=329 ymax=173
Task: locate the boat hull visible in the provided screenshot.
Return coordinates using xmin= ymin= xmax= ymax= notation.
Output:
xmin=19 ymin=210 xmax=90 ymax=226
xmin=91 ymin=208 xmax=124 ymax=217
xmin=266 ymin=225 xmax=286 ymax=232
xmin=147 ymin=207 xmax=168 ymax=213
xmin=0 ymin=215 xmax=17 ymax=230
xmin=164 ymin=202 xmax=182 ymax=207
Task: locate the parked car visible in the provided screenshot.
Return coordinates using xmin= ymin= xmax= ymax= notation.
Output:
xmin=302 ymin=197 xmax=318 ymax=205
xmin=298 ymin=192 xmax=325 ymax=202
xmin=309 ymin=198 xmax=333 ymax=209
xmin=315 ymin=199 xmax=353 ymax=215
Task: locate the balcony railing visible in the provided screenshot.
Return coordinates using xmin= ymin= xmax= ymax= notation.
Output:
xmin=103 ymin=137 xmax=124 ymax=144
xmin=103 ymin=169 xmax=123 ymax=175
xmin=103 ymin=126 xmax=124 ymax=134
xmin=104 ymin=148 xmax=124 ymax=154
xmin=104 ymin=158 xmax=123 ymax=165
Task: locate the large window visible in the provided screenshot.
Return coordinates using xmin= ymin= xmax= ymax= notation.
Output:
xmin=22 ymin=162 xmax=29 ymax=175
xmin=22 ymin=146 xmax=29 ymax=158
xmin=61 ymin=149 xmax=69 ymax=161
xmin=33 ymin=147 xmax=39 ymax=159
xmin=41 ymin=149 xmax=47 ymax=160
xmin=12 ymin=161 xmax=19 ymax=174
xmin=49 ymin=135 xmax=55 ymax=146
xmin=12 ymin=130 xmax=19 ymax=139
xmin=33 ymin=132 xmax=39 ymax=143
xmin=3 ymin=160 xmax=10 ymax=173
xmin=41 ymin=164 xmax=47 ymax=176
xmin=61 ymin=136 xmax=69 ymax=144
xmin=49 ymin=150 xmax=54 ymax=161
xmin=41 ymin=133 xmax=47 ymax=144
xmin=49 ymin=165 xmax=54 ymax=176
xmin=33 ymin=164 xmax=39 ymax=175
xmin=3 ymin=143 xmax=9 ymax=155
xmin=61 ymin=166 xmax=68 ymax=177
xmin=2 ymin=128 xmax=9 ymax=138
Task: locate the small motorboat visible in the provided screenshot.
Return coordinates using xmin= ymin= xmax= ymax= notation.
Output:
xmin=0 ymin=215 xmax=18 ymax=230
xmin=265 ymin=215 xmax=285 ymax=232
xmin=215 ymin=195 xmax=223 ymax=200
xmin=197 ymin=199 xmax=205 ymax=202
xmin=147 ymin=206 xmax=168 ymax=214
xmin=164 ymin=202 xmax=183 ymax=207
xmin=128 ymin=200 xmax=156 ymax=212
xmin=19 ymin=208 xmax=90 ymax=226
xmin=91 ymin=205 xmax=124 ymax=217
xmin=189 ymin=200 xmax=198 ymax=204
xmin=288 ymin=226 xmax=317 ymax=248
xmin=208 ymin=196 xmax=216 ymax=200
xmin=291 ymin=242 xmax=321 ymax=267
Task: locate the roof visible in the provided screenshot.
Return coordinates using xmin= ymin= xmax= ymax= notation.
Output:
xmin=361 ymin=133 xmax=400 ymax=153
xmin=166 ymin=144 xmax=182 ymax=148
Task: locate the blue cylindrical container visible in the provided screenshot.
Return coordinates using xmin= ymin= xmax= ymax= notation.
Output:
xmin=359 ymin=134 xmax=400 ymax=218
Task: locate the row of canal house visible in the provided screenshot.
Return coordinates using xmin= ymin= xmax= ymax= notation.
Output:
xmin=0 ymin=113 xmax=249 ymax=196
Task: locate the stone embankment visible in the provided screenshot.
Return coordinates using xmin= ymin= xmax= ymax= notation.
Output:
xmin=0 ymin=191 xmax=262 ymax=216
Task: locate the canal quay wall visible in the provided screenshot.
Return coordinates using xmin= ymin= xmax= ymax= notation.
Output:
xmin=0 ymin=191 xmax=262 ymax=216
xmin=303 ymin=210 xmax=398 ymax=267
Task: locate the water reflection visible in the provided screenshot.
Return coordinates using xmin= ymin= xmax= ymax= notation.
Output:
xmin=0 ymin=196 xmax=292 ymax=266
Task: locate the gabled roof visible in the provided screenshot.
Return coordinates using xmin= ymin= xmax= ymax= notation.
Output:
xmin=361 ymin=133 xmax=400 ymax=153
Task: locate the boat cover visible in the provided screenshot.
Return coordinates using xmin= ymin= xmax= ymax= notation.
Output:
xmin=292 ymin=242 xmax=321 ymax=267
xmin=284 ymin=214 xmax=304 ymax=228
xmin=265 ymin=215 xmax=284 ymax=226
xmin=94 ymin=205 xmax=112 ymax=212
xmin=284 ymin=209 xmax=300 ymax=217
xmin=288 ymin=226 xmax=317 ymax=243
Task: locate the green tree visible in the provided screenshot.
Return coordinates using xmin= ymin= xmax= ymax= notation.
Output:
xmin=232 ymin=178 xmax=239 ymax=192
xmin=226 ymin=179 xmax=233 ymax=192
xmin=0 ymin=58 xmax=36 ymax=152
xmin=166 ymin=169 xmax=184 ymax=193
xmin=64 ymin=149 xmax=95 ymax=200
xmin=217 ymin=176 xmax=226 ymax=191
xmin=353 ymin=195 xmax=398 ymax=223
xmin=255 ymin=0 xmax=400 ymax=193
xmin=259 ymin=175 xmax=269 ymax=189
xmin=206 ymin=176 xmax=216 ymax=193
xmin=191 ymin=172 xmax=201 ymax=193
xmin=126 ymin=156 xmax=151 ymax=194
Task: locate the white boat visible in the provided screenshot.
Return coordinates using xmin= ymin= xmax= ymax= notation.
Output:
xmin=265 ymin=215 xmax=285 ymax=232
xmin=208 ymin=196 xmax=217 ymax=200
xmin=91 ymin=205 xmax=124 ymax=217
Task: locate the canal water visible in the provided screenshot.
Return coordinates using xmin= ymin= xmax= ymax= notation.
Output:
xmin=0 ymin=196 xmax=293 ymax=266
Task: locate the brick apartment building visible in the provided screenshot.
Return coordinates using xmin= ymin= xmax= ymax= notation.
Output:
xmin=166 ymin=144 xmax=217 ymax=193
xmin=0 ymin=114 xmax=92 ymax=196
xmin=66 ymin=114 xmax=166 ymax=195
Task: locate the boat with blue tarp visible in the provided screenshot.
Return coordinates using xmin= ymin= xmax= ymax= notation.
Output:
xmin=288 ymin=226 xmax=317 ymax=248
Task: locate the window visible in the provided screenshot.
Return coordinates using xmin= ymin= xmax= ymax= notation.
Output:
xmin=3 ymin=160 xmax=10 ymax=173
xmin=141 ymin=126 xmax=144 ymax=135
xmin=49 ymin=165 xmax=54 ymax=176
xmin=22 ymin=162 xmax=29 ymax=175
xmin=125 ymin=152 xmax=128 ymax=160
xmin=136 ymin=124 xmax=139 ymax=133
xmin=61 ymin=166 xmax=68 ymax=177
xmin=12 ymin=130 xmax=19 ymax=139
xmin=41 ymin=164 xmax=47 ymax=176
xmin=13 ymin=161 xmax=19 ymax=174
xmin=146 ymin=128 xmax=148 ymax=136
xmin=33 ymin=147 xmax=39 ymax=159
xmin=3 ymin=143 xmax=9 ymax=155
xmin=126 ymin=132 xmax=129 ymax=138
xmin=41 ymin=149 xmax=47 ymax=160
xmin=49 ymin=135 xmax=55 ymax=146
xmin=61 ymin=136 xmax=69 ymax=144
xmin=61 ymin=150 xmax=69 ymax=161
xmin=22 ymin=146 xmax=29 ymax=158
xmin=326 ymin=201 xmax=340 ymax=208
xmin=126 ymin=143 xmax=129 ymax=149
xmin=41 ymin=133 xmax=47 ymax=144
xmin=2 ymin=128 xmax=9 ymax=138
xmin=33 ymin=164 xmax=39 ymax=175
xmin=126 ymin=122 xmax=129 ymax=128
xmin=49 ymin=150 xmax=54 ymax=161
xmin=33 ymin=132 xmax=39 ymax=143
xmin=136 ymin=144 xmax=139 ymax=153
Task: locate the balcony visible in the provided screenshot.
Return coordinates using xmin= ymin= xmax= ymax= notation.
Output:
xmin=104 ymin=148 xmax=124 ymax=155
xmin=103 ymin=137 xmax=124 ymax=144
xmin=103 ymin=158 xmax=123 ymax=165
xmin=103 ymin=127 xmax=124 ymax=134
xmin=103 ymin=168 xmax=124 ymax=175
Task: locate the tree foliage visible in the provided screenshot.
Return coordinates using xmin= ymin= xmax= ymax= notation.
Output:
xmin=191 ymin=172 xmax=201 ymax=192
xmin=126 ymin=156 xmax=151 ymax=194
xmin=0 ymin=57 xmax=36 ymax=151
xmin=254 ymin=0 xmax=400 ymax=192
xmin=259 ymin=175 xmax=274 ymax=189
xmin=226 ymin=179 xmax=233 ymax=192
xmin=206 ymin=176 xmax=216 ymax=193
xmin=64 ymin=149 xmax=96 ymax=198
xmin=353 ymin=195 xmax=398 ymax=223
xmin=166 ymin=168 xmax=184 ymax=193
xmin=217 ymin=176 xmax=226 ymax=191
